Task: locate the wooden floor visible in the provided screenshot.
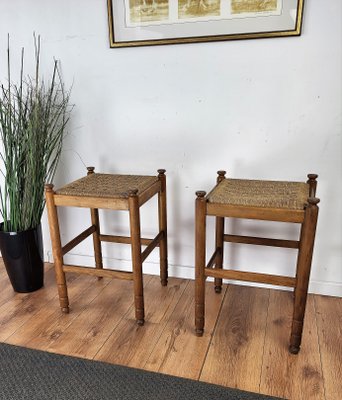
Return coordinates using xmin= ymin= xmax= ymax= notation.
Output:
xmin=0 ymin=262 xmax=341 ymax=400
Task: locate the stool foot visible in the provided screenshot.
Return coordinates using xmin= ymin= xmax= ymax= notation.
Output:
xmin=97 ymin=276 xmax=103 ymax=281
xmin=289 ymin=345 xmax=300 ymax=354
xmin=161 ymin=278 xmax=168 ymax=287
xmin=195 ymin=328 xmax=204 ymax=337
xmin=289 ymin=332 xmax=302 ymax=355
xmin=61 ymin=307 xmax=70 ymax=314
xmin=136 ymin=319 xmax=145 ymax=326
xmin=214 ymin=286 xmax=222 ymax=294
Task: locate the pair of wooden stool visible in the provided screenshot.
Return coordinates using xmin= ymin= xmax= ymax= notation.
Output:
xmin=45 ymin=168 xmax=319 ymax=354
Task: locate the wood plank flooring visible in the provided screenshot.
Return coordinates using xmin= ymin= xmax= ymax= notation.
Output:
xmin=0 ymin=262 xmax=341 ymax=400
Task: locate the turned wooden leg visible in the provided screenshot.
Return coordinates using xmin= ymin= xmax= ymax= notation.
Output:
xmin=289 ymin=197 xmax=319 ymax=354
xmin=129 ymin=189 xmax=145 ymax=326
xmin=214 ymin=170 xmax=226 ymax=293
xmin=90 ymin=208 xmax=103 ymax=271
xmin=45 ymin=184 xmax=69 ymax=313
xmin=87 ymin=167 xmax=103 ymax=278
xmin=214 ymin=217 xmax=224 ymax=293
xmin=158 ymin=169 xmax=168 ymax=286
xmin=195 ymin=191 xmax=207 ymax=337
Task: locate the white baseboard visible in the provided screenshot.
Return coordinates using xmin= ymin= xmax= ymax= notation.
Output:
xmin=308 ymin=280 xmax=342 ymax=298
xmin=46 ymin=252 xmax=342 ymax=298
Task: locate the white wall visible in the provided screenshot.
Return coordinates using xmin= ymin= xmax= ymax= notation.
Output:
xmin=1 ymin=0 xmax=341 ymax=296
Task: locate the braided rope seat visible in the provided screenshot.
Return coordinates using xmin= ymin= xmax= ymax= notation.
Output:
xmin=56 ymin=173 xmax=159 ymax=199
xmin=207 ymin=178 xmax=310 ymax=210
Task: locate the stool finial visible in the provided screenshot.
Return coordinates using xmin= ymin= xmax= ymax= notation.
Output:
xmin=158 ymin=169 xmax=166 ymax=176
xmin=307 ymin=173 xmax=318 ymax=197
xmin=45 ymin=183 xmax=54 ymax=192
xmin=308 ymin=197 xmax=320 ymax=206
xmin=87 ymin=166 xmax=95 ymax=175
xmin=217 ymin=170 xmax=226 ymax=182
xmin=196 ymin=191 xmax=206 ymax=199
xmin=307 ymin=174 xmax=318 ymax=181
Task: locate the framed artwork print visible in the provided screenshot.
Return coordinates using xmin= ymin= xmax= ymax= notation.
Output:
xmin=107 ymin=0 xmax=304 ymax=48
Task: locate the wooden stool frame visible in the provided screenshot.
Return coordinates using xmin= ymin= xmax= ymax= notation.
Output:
xmin=195 ymin=171 xmax=319 ymax=354
xmin=45 ymin=168 xmax=168 ymax=326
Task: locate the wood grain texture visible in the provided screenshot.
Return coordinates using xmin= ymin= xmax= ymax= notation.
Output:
xmin=99 ymin=234 xmax=154 ymax=246
xmin=0 ymin=261 xmax=340 ymax=399
xmin=0 ymin=266 xmax=56 ymax=341
xmin=205 ymin=268 xmax=296 ymax=287
xmin=45 ymin=187 xmax=70 ymax=312
xmin=195 ymin=191 xmax=207 ymax=335
xmin=157 ymin=169 xmax=168 ymax=286
xmin=6 ymin=274 xmax=110 ymax=350
xmin=94 ymin=277 xmax=188 ymax=368
xmin=90 ymin=207 xmax=103 ymax=270
xmin=45 ymin=277 xmax=139 ymax=358
xmin=138 ymin=179 xmax=161 ymax=206
xmin=0 ymin=265 xmax=52 ymax=308
xmin=200 ymin=285 xmax=269 ymax=393
xmin=290 ymin=201 xmax=319 ymax=353
xmin=63 ymin=264 xmax=133 ymax=280
xmin=223 ymin=234 xmax=299 ymax=249
xmin=144 ymin=281 xmax=227 ymax=379
xmin=315 ymin=295 xmax=342 ymax=400
xmin=207 ymin=203 xmax=305 ymax=223
xmin=128 ymin=191 xmax=145 ymax=324
xmin=260 ymin=291 xmax=324 ymax=399
xmin=53 ymin=195 xmax=128 ymax=210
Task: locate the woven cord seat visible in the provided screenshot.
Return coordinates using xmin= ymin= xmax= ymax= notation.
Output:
xmin=195 ymin=171 xmax=320 ymax=355
xmin=56 ymin=174 xmax=159 ymax=199
xmin=207 ymin=178 xmax=310 ymax=210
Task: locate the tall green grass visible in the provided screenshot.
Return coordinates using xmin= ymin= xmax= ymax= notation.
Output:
xmin=0 ymin=35 xmax=72 ymax=232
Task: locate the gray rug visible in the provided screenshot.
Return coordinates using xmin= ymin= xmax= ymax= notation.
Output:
xmin=0 ymin=343 xmax=282 ymax=399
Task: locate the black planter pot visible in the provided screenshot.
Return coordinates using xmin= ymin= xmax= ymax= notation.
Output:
xmin=0 ymin=223 xmax=44 ymax=293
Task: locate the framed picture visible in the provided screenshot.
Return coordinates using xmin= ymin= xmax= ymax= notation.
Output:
xmin=107 ymin=0 xmax=304 ymax=48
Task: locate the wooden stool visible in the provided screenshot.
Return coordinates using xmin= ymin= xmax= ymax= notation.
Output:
xmin=195 ymin=171 xmax=319 ymax=354
xmin=45 ymin=167 xmax=168 ymax=326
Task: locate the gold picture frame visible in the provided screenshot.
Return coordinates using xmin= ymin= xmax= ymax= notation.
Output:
xmin=108 ymin=0 xmax=304 ymax=48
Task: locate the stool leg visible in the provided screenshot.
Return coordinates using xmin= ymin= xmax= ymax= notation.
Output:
xmin=289 ymin=198 xmax=319 ymax=354
xmin=214 ymin=216 xmax=225 ymax=293
xmin=45 ymin=184 xmax=69 ymax=313
xmin=87 ymin=166 xmax=103 ymax=278
xmin=128 ymin=189 xmax=145 ymax=326
xmin=90 ymin=208 xmax=103 ymax=277
xmin=214 ymin=170 xmax=226 ymax=293
xmin=195 ymin=191 xmax=207 ymax=336
xmin=158 ymin=169 xmax=168 ymax=286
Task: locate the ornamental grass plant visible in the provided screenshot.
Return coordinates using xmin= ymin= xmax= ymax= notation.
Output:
xmin=0 ymin=35 xmax=71 ymax=232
